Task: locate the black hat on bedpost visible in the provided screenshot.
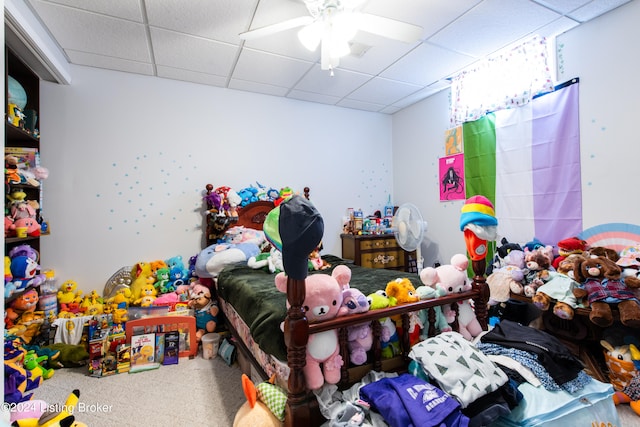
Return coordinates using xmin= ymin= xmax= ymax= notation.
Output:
xmin=278 ymin=195 xmax=324 ymax=280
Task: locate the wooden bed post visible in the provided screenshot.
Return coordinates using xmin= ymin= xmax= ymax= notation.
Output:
xmin=283 ymin=276 xmax=312 ymax=427
xmin=471 ymin=258 xmax=490 ymax=330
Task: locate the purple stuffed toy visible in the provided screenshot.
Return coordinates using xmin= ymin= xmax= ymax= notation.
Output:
xmin=339 ymin=287 xmax=372 ymax=365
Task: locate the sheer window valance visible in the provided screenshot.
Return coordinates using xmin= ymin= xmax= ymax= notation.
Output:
xmin=450 ymin=35 xmax=554 ymax=126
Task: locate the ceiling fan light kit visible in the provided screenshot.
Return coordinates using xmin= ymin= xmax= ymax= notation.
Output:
xmin=240 ymin=0 xmax=423 ymax=72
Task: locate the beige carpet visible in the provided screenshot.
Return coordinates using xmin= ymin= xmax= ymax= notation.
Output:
xmin=21 ymin=354 xmax=246 ymax=427
xmin=6 ymin=355 xmax=639 ymax=426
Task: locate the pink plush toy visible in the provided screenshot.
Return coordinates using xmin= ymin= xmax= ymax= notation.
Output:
xmin=274 ymin=264 xmax=351 ymax=390
xmin=338 ymin=286 xmax=372 ymax=365
xmin=420 ymin=253 xmax=483 ymax=341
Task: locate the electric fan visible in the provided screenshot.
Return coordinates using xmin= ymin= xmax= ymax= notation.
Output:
xmin=392 ymin=203 xmax=427 ymax=273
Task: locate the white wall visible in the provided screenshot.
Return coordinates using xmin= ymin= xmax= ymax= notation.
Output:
xmin=391 ymin=0 xmax=640 ymax=267
xmin=40 ymin=65 xmax=393 ymax=293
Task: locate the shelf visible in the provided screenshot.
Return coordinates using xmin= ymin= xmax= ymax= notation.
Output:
xmin=5 ymin=122 xmax=39 ymax=146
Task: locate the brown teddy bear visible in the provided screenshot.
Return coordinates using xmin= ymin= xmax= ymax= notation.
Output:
xmin=523 ymin=251 xmax=552 ymax=298
xmin=573 ymin=256 xmax=640 ymax=328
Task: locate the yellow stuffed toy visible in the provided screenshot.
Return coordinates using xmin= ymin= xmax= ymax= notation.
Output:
xmin=11 ymin=389 xmax=87 ymax=427
xmin=385 ymin=278 xmax=421 ymax=346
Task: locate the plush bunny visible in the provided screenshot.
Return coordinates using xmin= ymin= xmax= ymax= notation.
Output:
xmin=274 ymin=265 xmax=351 ymax=390
xmin=420 ymin=254 xmax=482 ymax=341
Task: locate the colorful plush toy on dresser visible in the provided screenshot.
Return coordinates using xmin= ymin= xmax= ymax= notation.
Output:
xmin=274 ymin=265 xmax=351 ymax=390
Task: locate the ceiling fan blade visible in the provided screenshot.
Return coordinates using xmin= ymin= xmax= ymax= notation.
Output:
xmin=355 ymin=13 xmax=423 ymax=43
xmin=239 ymin=16 xmax=314 ymax=40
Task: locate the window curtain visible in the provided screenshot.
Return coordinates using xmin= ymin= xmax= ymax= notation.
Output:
xmin=450 ymin=35 xmax=554 ymax=126
xmin=462 ymin=80 xmax=581 ymax=246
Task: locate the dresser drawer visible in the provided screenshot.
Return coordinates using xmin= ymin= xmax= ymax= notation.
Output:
xmin=360 ymin=250 xmax=405 ymax=269
xmin=359 ymin=237 xmax=397 ymax=251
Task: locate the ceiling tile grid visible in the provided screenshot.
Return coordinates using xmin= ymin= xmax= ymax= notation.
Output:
xmin=24 ymin=0 xmax=633 ymax=114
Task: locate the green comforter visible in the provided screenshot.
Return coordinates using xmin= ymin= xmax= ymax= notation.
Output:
xmin=216 ymin=255 xmax=422 ymax=361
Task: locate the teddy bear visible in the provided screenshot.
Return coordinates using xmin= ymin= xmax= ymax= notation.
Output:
xmin=368 ymin=290 xmax=400 ymax=359
xmin=531 ymin=271 xmax=581 ymax=320
xmin=386 ymin=277 xmax=421 ymax=346
xmin=523 ymin=251 xmax=552 ymax=298
xmin=338 ymin=287 xmax=372 ymax=365
xmin=134 ymin=283 xmax=158 ymax=307
xmin=274 ymin=265 xmax=351 ymax=390
xmin=573 ymin=255 xmax=640 ymax=328
xmin=420 ymin=253 xmax=483 ymax=341
xmin=188 ymin=282 xmax=219 ymax=341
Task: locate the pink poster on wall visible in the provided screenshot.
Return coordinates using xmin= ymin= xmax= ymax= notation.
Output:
xmin=439 ymin=153 xmax=465 ymax=201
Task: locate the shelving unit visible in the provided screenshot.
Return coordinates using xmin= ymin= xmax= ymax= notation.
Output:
xmin=5 ymin=46 xmax=43 ymax=305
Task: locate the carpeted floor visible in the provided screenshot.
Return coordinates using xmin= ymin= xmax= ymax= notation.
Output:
xmin=13 ymin=353 xmax=247 ymax=427
xmin=4 ymin=354 xmax=638 ymax=426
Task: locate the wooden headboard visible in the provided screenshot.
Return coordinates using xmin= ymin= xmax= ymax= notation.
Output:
xmin=204 ymin=185 xmax=310 ymax=244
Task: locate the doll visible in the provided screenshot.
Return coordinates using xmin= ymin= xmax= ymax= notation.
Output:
xmin=188 ymin=282 xmax=219 ymax=341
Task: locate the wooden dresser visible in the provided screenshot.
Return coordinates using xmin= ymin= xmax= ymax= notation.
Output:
xmin=341 ymin=233 xmax=416 ymax=272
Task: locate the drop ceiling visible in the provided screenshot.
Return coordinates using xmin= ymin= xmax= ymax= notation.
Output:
xmin=13 ymin=0 xmax=633 ymax=114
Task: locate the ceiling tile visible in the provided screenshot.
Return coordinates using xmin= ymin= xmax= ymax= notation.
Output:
xmin=229 ymin=78 xmax=291 ymax=97
xmin=19 ymin=0 xmax=635 ymax=114
xmin=233 ymin=48 xmax=314 ymax=88
xmin=346 ymin=76 xmax=422 ymax=105
xmin=380 ymin=42 xmax=476 ymax=86
xmin=28 ymin=0 xmax=151 ymax=61
xmin=66 ymin=50 xmax=155 ymax=76
xmin=28 ymin=0 xmax=145 ymax=21
xmin=145 ymin=0 xmax=256 ymax=44
xmin=532 ymin=0 xmax=593 ymax=14
xmin=567 ymin=0 xmax=631 ymax=22
xmin=156 ymin=65 xmax=229 ymax=87
xmin=150 ymin=28 xmax=239 ymax=76
xmin=294 ymin=65 xmax=373 ymax=98
xmin=362 ymin=0 xmax=482 ymax=39
xmin=336 ymin=98 xmax=385 ymax=112
xmin=428 ymin=0 xmax=561 ymax=57
xmin=287 ymin=89 xmax=341 ymax=105
xmin=391 ymin=82 xmax=450 ymax=109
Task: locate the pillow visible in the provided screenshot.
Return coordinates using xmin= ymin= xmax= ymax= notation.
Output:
xmin=224 ymin=226 xmax=265 ymax=246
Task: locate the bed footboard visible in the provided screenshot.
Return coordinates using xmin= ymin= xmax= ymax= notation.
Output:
xmin=283 ymin=258 xmax=490 ymax=427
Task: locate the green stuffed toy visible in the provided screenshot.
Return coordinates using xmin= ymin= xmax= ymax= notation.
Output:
xmin=23 ymin=350 xmax=54 ymax=380
xmin=368 ymin=290 xmax=400 ymax=359
xmin=42 ymin=343 xmax=90 ymax=368
xmin=247 ymin=247 xmax=283 ymax=274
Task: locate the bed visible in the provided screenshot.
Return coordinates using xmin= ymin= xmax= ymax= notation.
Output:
xmin=201 ymin=185 xmax=491 ymax=427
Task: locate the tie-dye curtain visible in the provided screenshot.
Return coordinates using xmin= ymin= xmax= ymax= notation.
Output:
xmin=450 ymin=35 xmax=554 ymax=127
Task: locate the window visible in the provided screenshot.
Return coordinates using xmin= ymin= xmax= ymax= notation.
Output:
xmin=450 ymin=35 xmax=555 ymax=126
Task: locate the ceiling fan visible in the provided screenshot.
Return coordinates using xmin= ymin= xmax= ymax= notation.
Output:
xmin=239 ymin=0 xmax=423 ymax=72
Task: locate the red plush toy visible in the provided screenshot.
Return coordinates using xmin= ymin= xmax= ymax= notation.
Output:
xmin=552 ymin=236 xmax=588 ymax=270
